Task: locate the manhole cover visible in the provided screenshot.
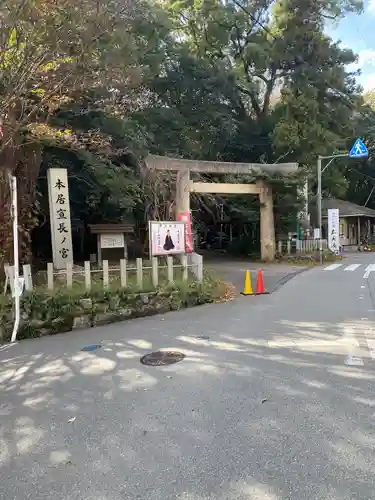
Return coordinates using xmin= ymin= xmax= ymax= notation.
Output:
xmin=140 ymin=351 xmax=186 ymax=366
xmin=81 ymin=344 xmax=101 ymax=352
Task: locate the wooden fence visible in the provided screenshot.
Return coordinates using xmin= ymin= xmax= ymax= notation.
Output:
xmin=4 ymin=254 xmax=204 ymax=294
xmin=277 ymin=239 xmax=328 ymax=255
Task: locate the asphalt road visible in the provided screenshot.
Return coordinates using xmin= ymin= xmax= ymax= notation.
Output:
xmin=205 ymin=259 xmax=306 ymax=294
xmin=2 ymin=253 xmax=375 ymax=499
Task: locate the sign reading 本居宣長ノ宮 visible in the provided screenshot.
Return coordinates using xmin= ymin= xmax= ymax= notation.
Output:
xmin=47 ymin=168 xmax=74 ymax=269
xmin=149 ymin=221 xmax=186 ymax=256
xmin=328 ymin=208 xmax=340 ymax=254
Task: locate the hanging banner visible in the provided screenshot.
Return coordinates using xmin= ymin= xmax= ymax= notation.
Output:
xmin=177 ymin=211 xmax=193 ymax=253
xmin=328 ymin=208 xmax=340 ymax=254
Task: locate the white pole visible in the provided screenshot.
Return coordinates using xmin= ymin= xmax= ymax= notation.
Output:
xmin=10 ymin=175 xmax=20 ymax=343
xmin=304 ymin=178 xmax=308 ymax=217
xmin=317 ymin=156 xmax=322 ymax=265
xmin=317 ymin=153 xmax=348 ymax=265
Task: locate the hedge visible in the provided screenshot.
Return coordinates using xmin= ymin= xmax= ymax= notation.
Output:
xmin=0 ymin=276 xmax=225 ymax=343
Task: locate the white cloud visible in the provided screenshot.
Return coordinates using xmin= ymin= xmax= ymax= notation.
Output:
xmin=358 ymin=50 xmax=375 ymax=66
xmin=346 ymin=50 xmax=375 ymax=73
xmin=368 ymin=0 xmax=375 ymax=12
xmin=361 ymin=73 xmax=375 ymax=91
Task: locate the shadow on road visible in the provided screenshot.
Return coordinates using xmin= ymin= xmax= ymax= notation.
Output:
xmin=0 ymin=293 xmax=375 ymax=499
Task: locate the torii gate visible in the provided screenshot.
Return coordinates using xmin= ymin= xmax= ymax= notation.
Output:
xmin=145 ymin=155 xmax=298 ymax=261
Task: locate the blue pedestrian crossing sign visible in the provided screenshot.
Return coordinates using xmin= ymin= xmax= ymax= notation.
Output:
xmin=349 ymin=138 xmax=368 ymax=158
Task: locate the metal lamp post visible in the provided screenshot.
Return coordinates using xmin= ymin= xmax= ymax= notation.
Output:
xmin=317 ymin=153 xmax=348 ymax=265
xmin=317 ymin=138 xmax=369 ymax=265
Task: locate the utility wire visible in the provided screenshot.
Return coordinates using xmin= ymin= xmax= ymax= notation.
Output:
xmin=231 ymin=0 xmax=279 ymax=41
xmin=348 ymin=164 xmax=375 ymax=182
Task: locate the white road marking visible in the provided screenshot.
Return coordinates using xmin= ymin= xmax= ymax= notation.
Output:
xmin=342 ymin=328 xmax=364 ymax=366
xmin=268 ymin=340 xmax=342 ymax=348
xmin=324 ymin=263 xmax=342 ymax=271
xmin=344 ymin=264 xmax=361 ymax=271
xmin=345 ymin=356 xmax=364 ymax=366
xmin=363 ymin=264 xmax=375 ymax=279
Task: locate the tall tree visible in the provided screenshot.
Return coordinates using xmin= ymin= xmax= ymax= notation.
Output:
xmin=138 ymin=0 xmax=363 ymax=240
xmin=0 ymin=0 xmax=165 ymax=263
xmin=272 ymin=0 xmax=361 ymax=163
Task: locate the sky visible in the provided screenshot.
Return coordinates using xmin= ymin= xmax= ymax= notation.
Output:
xmin=328 ymin=0 xmax=375 ymax=92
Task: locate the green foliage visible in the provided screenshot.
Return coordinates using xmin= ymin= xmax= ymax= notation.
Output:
xmin=126 ymin=0 xmax=364 ymax=239
xmin=36 ymin=104 xmax=149 ymax=225
xmin=0 ymin=0 xmax=371 ymax=257
xmin=278 ymin=249 xmax=343 ymax=265
xmin=341 ymin=104 xmax=375 ymax=208
xmin=0 ymin=276 xmax=224 ymax=342
xmin=363 ymin=90 xmax=375 ymax=110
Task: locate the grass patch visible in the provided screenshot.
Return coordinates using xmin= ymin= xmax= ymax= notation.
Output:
xmin=0 ymin=271 xmax=229 ymax=343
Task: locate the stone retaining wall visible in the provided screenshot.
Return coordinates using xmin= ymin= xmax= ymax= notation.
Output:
xmin=0 ymin=279 xmax=222 ymax=342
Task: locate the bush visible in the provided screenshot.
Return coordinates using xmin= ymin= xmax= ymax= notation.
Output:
xmin=277 ymin=249 xmax=342 ymax=265
xmin=0 ymin=277 xmax=225 ymax=343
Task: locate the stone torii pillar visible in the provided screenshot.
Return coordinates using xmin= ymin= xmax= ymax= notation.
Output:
xmin=176 ymin=170 xmax=190 ymax=215
xmin=146 ymin=156 xmax=298 ymax=261
xmin=257 ymin=179 xmax=276 ymax=261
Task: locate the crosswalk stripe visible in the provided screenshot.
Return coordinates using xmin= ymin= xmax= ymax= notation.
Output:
xmin=363 ymin=264 xmax=375 ymax=279
xmin=324 ymin=263 xmax=342 ymax=271
xmin=344 ymin=264 xmax=361 ymax=271
xmin=323 ymin=262 xmax=375 ymax=273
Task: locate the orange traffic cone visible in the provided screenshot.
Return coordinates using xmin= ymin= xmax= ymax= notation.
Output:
xmin=255 ymin=269 xmax=268 ymax=295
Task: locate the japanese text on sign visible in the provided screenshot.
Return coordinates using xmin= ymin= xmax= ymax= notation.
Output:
xmin=100 ymin=233 xmax=125 ymax=249
xmin=328 ymin=208 xmax=340 ymax=255
xmin=47 ymin=168 xmax=74 ymax=268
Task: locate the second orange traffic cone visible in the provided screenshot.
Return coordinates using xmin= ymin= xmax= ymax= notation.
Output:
xmin=255 ymin=269 xmax=268 ymax=295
